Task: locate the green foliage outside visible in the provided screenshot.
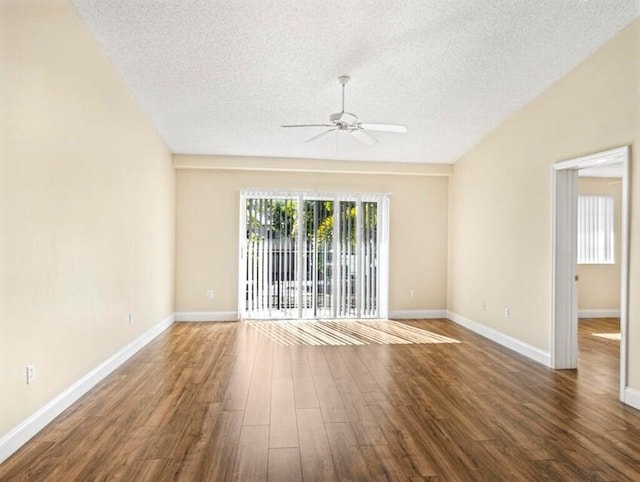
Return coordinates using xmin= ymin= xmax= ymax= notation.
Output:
xmin=246 ymin=199 xmax=376 ymax=246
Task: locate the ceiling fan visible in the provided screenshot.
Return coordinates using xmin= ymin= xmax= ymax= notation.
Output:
xmin=282 ymin=75 xmax=407 ymax=145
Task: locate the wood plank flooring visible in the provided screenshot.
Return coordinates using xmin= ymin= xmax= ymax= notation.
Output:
xmin=1 ymin=317 xmax=639 ymax=481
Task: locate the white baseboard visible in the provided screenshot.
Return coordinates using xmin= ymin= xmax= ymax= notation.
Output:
xmin=624 ymin=387 xmax=640 ymax=411
xmin=578 ymin=309 xmax=620 ymax=319
xmin=389 ymin=309 xmax=447 ymax=320
xmin=0 ymin=313 xmax=174 ymax=465
xmin=174 ymin=311 xmax=238 ymax=322
xmin=446 ymin=311 xmax=551 ymax=367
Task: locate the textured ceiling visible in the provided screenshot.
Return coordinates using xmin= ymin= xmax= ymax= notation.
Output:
xmin=71 ymin=1 xmax=639 ymax=164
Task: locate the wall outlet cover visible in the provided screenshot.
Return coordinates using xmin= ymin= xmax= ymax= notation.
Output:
xmin=26 ymin=364 xmax=35 ymax=384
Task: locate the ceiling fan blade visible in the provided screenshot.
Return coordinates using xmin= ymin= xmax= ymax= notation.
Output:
xmin=305 ymin=128 xmax=337 ymax=143
xmin=350 ymin=129 xmax=378 ymax=145
xmin=282 ymin=124 xmax=333 ymax=128
xmin=360 ymin=123 xmax=407 ymax=133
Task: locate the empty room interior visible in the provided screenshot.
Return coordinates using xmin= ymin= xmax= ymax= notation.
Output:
xmin=2 ymin=0 xmax=640 ymax=480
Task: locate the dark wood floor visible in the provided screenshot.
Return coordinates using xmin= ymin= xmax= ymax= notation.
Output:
xmin=1 ymin=317 xmax=639 ymax=481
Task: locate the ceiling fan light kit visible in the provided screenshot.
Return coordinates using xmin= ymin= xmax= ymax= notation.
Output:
xmin=282 ymin=75 xmax=407 ymax=145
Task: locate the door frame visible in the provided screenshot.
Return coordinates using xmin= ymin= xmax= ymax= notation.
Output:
xmin=551 ymin=145 xmax=629 ymax=402
xmin=237 ymin=190 xmax=390 ymax=320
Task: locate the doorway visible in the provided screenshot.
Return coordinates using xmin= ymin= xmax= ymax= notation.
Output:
xmin=238 ymin=191 xmax=390 ymax=320
xmin=551 ymin=146 xmax=629 ymax=402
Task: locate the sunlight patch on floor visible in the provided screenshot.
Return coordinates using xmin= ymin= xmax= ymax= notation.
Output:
xmin=247 ymin=319 xmax=461 ymax=346
xmin=592 ymin=332 xmax=621 ymax=341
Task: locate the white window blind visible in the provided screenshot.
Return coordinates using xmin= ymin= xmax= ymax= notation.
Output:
xmin=577 ymin=195 xmax=614 ymax=264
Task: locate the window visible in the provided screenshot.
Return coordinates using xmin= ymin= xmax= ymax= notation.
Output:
xmin=577 ymin=195 xmax=614 ymax=264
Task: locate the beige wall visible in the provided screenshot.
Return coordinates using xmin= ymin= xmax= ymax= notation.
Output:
xmin=175 ymin=159 xmax=449 ymax=315
xmin=577 ymin=177 xmax=622 ymax=312
xmin=448 ymin=20 xmax=639 ymax=388
xmin=0 ymin=0 xmax=175 ymax=439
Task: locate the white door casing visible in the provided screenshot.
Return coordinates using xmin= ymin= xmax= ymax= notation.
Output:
xmin=551 ymin=146 xmax=629 ymax=402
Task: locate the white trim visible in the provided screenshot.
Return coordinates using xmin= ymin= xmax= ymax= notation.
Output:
xmin=0 ymin=313 xmax=175 ymax=465
xmin=620 ymin=150 xmax=631 ymax=401
xmin=238 ymin=189 xmax=392 ymax=200
xmin=447 ymin=311 xmax=551 ymax=367
xmin=578 ymin=309 xmax=620 ymax=319
xmin=623 ymin=387 xmax=640 ymax=411
xmin=389 ymin=309 xmax=447 ymax=319
xmin=553 ymin=146 xmax=629 ymax=171
xmin=238 ymin=192 xmax=247 ymax=320
xmin=174 ymin=311 xmax=238 ymax=322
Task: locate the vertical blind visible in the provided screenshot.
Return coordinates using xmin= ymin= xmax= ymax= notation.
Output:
xmin=240 ymin=191 xmax=388 ymax=320
xmin=244 ymin=196 xmax=299 ymax=318
xmin=577 ymin=195 xmax=614 ymax=264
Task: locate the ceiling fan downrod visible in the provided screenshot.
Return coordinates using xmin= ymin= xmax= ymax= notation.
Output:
xmin=338 ymin=75 xmax=350 ymax=113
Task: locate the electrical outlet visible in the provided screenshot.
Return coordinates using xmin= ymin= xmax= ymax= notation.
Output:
xmin=207 ymin=289 xmax=214 ymax=299
xmin=128 ymin=313 xmax=133 ymax=324
xmin=504 ymin=308 xmax=510 ymax=318
xmin=26 ymin=364 xmax=35 ymax=384
xmin=410 ymin=289 xmax=415 ymax=298
xmin=482 ymin=302 xmax=487 ymax=311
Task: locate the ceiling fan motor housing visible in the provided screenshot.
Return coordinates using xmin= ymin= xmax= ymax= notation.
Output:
xmin=330 ymin=111 xmax=358 ymax=126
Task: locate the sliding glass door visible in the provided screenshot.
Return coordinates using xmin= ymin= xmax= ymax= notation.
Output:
xmin=239 ymin=192 xmax=388 ymax=320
